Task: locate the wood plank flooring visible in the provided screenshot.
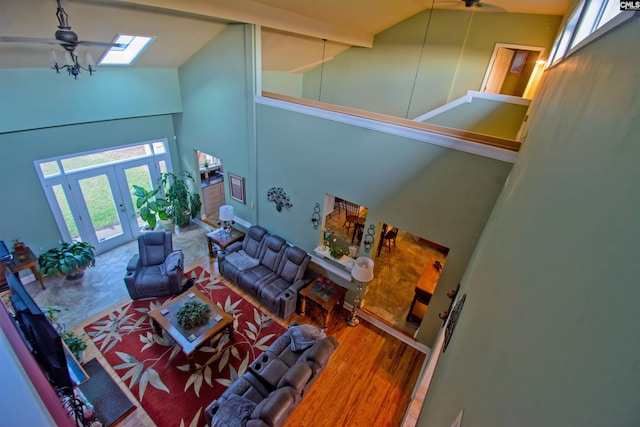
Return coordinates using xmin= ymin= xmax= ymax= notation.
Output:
xmin=70 ymin=256 xmax=426 ymax=427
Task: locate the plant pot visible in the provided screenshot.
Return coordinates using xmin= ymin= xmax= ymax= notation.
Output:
xmin=66 ymin=270 xmax=85 ymax=281
xmin=158 ymin=219 xmax=175 ymax=233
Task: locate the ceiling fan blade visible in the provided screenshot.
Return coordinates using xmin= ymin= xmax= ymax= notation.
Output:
xmin=0 ymin=36 xmax=63 ymax=45
xmin=77 ymin=40 xmax=127 ymax=48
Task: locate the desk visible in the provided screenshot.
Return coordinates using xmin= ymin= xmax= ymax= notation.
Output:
xmin=406 ymin=261 xmax=441 ymax=322
xmin=206 ymin=228 xmax=245 ymax=257
xmin=9 ymin=247 xmax=45 ymax=289
xmin=298 ymin=281 xmax=347 ymax=329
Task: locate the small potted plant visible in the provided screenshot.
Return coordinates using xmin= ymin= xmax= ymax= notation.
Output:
xmin=62 ymin=331 xmax=87 ymax=362
xmin=38 ymin=241 xmax=95 ymax=280
xmin=43 ymin=306 xmax=66 ymax=333
xmin=176 ymin=300 xmax=211 ymax=329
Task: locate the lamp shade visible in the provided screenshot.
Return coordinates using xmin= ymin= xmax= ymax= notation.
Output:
xmin=219 ymin=205 xmax=234 ymax=221
xmin=351 ymin=256 xmax=374 ymax=283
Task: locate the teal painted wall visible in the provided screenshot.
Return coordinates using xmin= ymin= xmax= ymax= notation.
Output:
xmin=255 ymin=104 xmax=513 ymax=345
xmin=418 ymin=18 xmax=640 ymax=427
xmin=262 ymin=71 xmax=302 ymax=98
xmin=0 ymin=115 xmax=178 ymax=253
xmin=0 ymin=68 xmax=182 ymax=133
xmin=299 ymin=10 xmax=560 ymax=119
xmin=424 ymin=98 xmax=529 ymax=139
xmin=174 ymin=24 xmax=256 ymax=223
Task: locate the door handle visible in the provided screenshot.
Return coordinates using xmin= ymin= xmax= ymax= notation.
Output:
xmin=119 ymin=203 xmax=126 ymax=213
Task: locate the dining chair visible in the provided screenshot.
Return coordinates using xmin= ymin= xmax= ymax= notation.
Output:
xmin=383 ymin=227 xmax=399 ymax=252
xmin=343 ymin=201 xmax=365 ymax=234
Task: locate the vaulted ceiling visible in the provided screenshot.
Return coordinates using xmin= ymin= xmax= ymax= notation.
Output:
xmin=0 ymin=0 xmax=570 ymax=72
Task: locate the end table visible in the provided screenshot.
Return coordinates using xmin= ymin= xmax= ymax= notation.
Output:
xmin=206 ymin=228 xmax=245 ymax=257
xmin=9 ymin=247 xmax=46 ymax=289
xmin=298 ymin=281 xmax=347 ymax=329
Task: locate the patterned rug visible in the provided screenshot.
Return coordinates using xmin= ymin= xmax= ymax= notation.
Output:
xmin=84 ymin=267 xmax=286 ymax=427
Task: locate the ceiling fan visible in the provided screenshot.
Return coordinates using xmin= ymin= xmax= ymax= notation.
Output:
xmin=436 ymin=0 xmax=506 ymax=12
xmin=0 ymin=0 xmax=125 ymax=78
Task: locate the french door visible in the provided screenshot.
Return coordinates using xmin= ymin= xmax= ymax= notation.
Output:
xmin=67 ymin=161 xmax=159 ymax=253
xmin=36 ymin=140 xmax=171 ymax=254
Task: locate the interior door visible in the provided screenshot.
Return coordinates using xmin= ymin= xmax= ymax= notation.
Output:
xmin=68 ymin=168 xmax=134 ymax=253
xmin=482 ymin=47 xmax=514 ymax=93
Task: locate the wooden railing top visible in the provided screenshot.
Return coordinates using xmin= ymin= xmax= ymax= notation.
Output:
xmin=261 ymin=91 xmax=521 ymax=153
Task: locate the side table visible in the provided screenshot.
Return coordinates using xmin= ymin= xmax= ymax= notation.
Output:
xmin=298 ymin=281 xmax=347 ymax=329
xmin=9 ymin=247 xmax=46 ymax=289
xmin=206 ymin=228 xmax=245 ymax=257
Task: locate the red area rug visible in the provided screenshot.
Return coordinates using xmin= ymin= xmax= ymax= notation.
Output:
xmin=84 ymin=267 xmax=286 ymax=427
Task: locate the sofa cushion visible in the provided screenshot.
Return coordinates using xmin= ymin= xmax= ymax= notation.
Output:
xmin=300 ymin=338 xmax=338 ymax=374
xmin=276 ymin=362 xmax=312 ymax=392
xmin=277 ymin=246 xmax=309 ymax=283
xmin=244 ymin=226 xmax=269 ymax=258
xmin=225 ymin=250 xmax=260 ymax=271
xmin=259 ymin=235 xmax=286 ymax=271
xmin=251 ymin=387 xmax=298 ymax=427
xmin=211 ymin=394 xmax=257 ymax=427
xmin=289 ymin=324 xmax=327 ymax=352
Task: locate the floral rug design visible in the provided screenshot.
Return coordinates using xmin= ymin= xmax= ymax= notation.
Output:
xmin=84 ymin=267 xmax=285 ymax=427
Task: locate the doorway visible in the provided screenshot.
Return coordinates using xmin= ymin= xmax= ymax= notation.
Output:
xmin=362 ymin=226 xmax=448 ymax=337
xmin=36 ymin=140 xmax=171 ymax=253
xmin=481 ymin=43 xmax=545 ymax=98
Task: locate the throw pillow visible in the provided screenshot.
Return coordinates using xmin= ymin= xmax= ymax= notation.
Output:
xmin=289 ymin=324 xmax=327 ymax=352
xmin=211 ymin=394 xmax=257 ymax=427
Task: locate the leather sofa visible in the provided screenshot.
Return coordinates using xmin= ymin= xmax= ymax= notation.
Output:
xmin=205 ymin=324 xmax=339 ymax=427
xmin=219 ymin=226 xmax=311 ymax=319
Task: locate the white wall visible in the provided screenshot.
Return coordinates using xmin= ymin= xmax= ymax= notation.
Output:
xmin=418 ymin=17 xmax=640 ymax=427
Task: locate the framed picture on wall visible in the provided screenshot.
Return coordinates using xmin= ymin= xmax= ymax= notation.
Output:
xmin=228 ymin=173 xmax=245 ymax=204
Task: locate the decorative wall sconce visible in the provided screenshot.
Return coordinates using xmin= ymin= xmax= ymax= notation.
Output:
xmin=311 ymin=203 xmax=321 ymax=229
xmin=362 ymin=224 xmax=376 ymax=253
xmin=267 ymin=187 xmax=293 ymax=212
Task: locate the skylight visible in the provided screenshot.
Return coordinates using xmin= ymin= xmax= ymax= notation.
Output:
xmin=99 ymin=35 xmax=154 ymax=65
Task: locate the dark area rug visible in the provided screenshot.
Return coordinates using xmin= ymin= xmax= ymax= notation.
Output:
xmin=79 ymin=358 xmax=136 ymax=426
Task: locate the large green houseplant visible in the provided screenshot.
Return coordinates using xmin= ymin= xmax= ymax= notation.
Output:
xmin=38 ymin=241 xmax=95 ymax=280
xmin=132 ymin=185 xmax=172 ymax=230
xmin=159 ymin=172 xmax=202 ymax=227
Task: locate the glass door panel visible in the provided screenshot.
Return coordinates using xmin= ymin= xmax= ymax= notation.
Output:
xmin=122 ymin=164 xmax=154 ymax=229
xmin=52 ymin=184 xmax=80 ymax=242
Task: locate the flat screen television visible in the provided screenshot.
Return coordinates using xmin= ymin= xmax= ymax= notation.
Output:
xmin=5 ymin=269 xmax=74 ymax=396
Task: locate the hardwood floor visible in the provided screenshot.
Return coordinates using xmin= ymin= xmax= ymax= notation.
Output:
xmin=70 ymin=255 xmax=426 ymax=427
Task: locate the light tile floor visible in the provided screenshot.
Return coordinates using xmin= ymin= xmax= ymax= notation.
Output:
xmin=20 ymin=222 xmax=213 ymax=329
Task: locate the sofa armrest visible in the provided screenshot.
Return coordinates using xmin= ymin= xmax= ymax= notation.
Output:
xmin=277 ymin=278 xmax=312 ymax=319
xmin=226 ymin=241 xmax=244 ymax=254
xmin=126 ymin=254 xmax=140 ymax=271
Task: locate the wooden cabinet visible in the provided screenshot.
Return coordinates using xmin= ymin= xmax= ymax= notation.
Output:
xmin=203 ymin=181 xmax=225 ymax=218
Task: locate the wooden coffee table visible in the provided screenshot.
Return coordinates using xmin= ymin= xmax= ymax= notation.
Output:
xmin=298 ymin=282 xmax=347 ymax=329
xmin=148 ymin=288 xmax=234 ymax=369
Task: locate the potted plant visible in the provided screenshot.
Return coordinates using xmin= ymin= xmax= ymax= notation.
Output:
xmin=43 ymin=306 xmax=66 ymax=333
xmin=176 ymin=299 xmax=211 ymax=329
xmin=132 ymin=185 xmax=173 ymax=231
xmin=38 ymin=241 xmax=95 ymax=280
xmin=159 ymin=172 xmax=202 ymax=227
xmin=62 ymin=331 xmax=87 ymax=362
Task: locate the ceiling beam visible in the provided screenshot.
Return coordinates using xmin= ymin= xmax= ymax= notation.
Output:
xmin=104 ymin=0 xmax=374 ymax=47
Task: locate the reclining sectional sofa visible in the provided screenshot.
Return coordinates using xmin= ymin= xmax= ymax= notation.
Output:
xmin=219 ymin=226 xmax=311 ymax=319
xmin=205 ymin=323 xmax=339 ymax=427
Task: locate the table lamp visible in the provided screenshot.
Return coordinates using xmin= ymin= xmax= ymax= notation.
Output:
xmin=346 ymin=256 xmax=374 ymax=327
xmin=219 ymin=205 xmax=234 ymax=233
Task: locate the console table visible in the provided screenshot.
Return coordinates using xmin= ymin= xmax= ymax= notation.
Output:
xmin=406 ymin=261 xmax=441 ymax=322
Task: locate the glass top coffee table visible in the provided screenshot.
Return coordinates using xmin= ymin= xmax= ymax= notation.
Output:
xmin=148 ymin=288 xmax=234 ymax=369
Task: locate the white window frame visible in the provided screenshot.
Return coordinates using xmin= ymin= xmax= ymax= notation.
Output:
xmin=546 ymin=0 xmax=637 ymax=69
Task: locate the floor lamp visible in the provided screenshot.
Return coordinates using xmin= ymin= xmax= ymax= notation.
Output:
xmin=346 ymin=256 xmax=374 ymax=327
